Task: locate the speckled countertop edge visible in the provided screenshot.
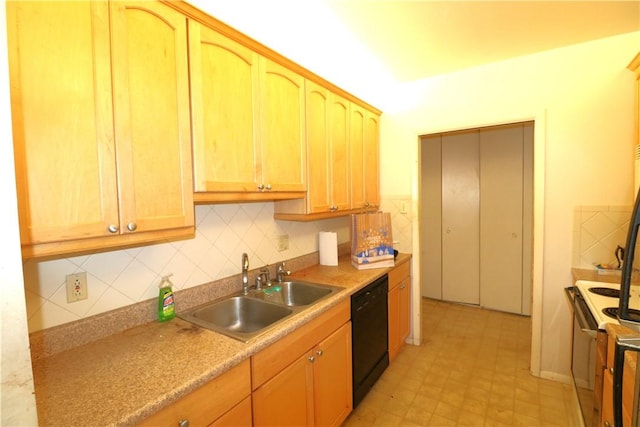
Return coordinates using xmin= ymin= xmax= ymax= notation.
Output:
xmin=32 ymin=254 xmax=412 ymax=426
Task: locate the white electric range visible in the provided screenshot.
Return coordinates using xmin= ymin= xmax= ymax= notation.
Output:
xmin=575 ymin=279 xmax=640 ymax=329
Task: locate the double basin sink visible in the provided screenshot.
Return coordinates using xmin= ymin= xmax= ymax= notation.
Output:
xmin=179 ymin=280 xmax=343 ymax=342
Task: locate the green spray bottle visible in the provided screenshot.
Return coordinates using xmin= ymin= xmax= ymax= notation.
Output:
xmin=158 ymin=274 xmax=175 ymax=322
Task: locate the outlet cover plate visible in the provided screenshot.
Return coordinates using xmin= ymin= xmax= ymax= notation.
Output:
xmin=66 ymin=272 xmax=88 ymax=303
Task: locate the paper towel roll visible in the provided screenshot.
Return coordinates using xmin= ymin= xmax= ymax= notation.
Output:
xmin=319 ymin=231 xmax=338 ymax=266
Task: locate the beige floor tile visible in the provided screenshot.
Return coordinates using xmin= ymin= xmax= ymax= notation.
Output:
xmin=346 ymin=299 xmax=576 ymax=427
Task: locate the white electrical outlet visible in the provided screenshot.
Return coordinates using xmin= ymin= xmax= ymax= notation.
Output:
xmin=277 ymin=234 xmax=289 ymax=252
xmin=66 ymin=272 xmax=88 ymax=303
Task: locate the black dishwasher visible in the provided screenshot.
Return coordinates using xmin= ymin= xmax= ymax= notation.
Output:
xmin=351 ymin=274 xmax=389 ymax=408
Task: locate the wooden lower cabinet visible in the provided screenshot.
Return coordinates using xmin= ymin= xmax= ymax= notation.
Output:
xmin=252 ymin=300 xmax=352 ymax=427
xmin=388 ymin=258 xmax=411 ymax=361
xmin=602 ymin=332 xmax=635 ymax=427
xmin=138 ymin=360 xmax=251 ymax=427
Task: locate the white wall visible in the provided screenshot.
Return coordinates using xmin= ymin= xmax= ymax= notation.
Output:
xmin=388 ymin=32 xmax=640 ymax=378
xmin=0 ymin=1 xmax=38 ymax=424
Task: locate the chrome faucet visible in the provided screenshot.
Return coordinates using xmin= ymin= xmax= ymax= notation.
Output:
xmin=276 ymin=261 xmax=291 ymax=283
xmin=256 ymin=267 xmax=271 ymax=289
xmin=242 ymin=253 xmax=249 ymax=295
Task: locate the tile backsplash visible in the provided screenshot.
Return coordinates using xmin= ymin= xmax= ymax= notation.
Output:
xmin=572 ymin=205 xmax=632 ymax=269
xmin=23 ymin=196 xmax=413 ymax=333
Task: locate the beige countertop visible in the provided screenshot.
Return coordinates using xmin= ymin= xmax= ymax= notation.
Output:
xmin=32 ymin=253 xmax=411 ymax=426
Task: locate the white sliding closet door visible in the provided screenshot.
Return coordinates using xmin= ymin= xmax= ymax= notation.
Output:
xmin=480 ymin=124 xmax=527 ymax=314
xmin=421 ymin=135 xmax=443 ymax=299
xmin=441 ymin=132 xmax=479 ymax=305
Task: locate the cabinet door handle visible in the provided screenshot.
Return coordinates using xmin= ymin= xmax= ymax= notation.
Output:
xmin=107 ymin=224 xmax=119 ymax=233
xmin=178 ymin=420 xmax=189 ymax=427
xmin=308 ymin=355 xmax=315 ymax=363
xmin=265 ymin=183 xmax=272 ymax=190
xmin=126 ymin=222 xmax=137 ymax=232
xmin=400 ymin=284 xmax=406 ymax=289
xmin=258 ymin=184 xmax=264 ymax=191
xmin=329 ymin=205 xmax=338 ymax=211
xmin=316 ymin=349 xmax=323 ymax=357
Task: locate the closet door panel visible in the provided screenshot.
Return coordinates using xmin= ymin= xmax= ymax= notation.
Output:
xmin=479 ymin=125 xmax=523 ymax=314
xmin=420 ymin=135 xmax=443 ymax=299
xmin=441 ymin=132 xmax=480 ymax=305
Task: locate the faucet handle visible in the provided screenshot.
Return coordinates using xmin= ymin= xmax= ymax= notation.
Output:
xmin=276 ymin=262 xmax=291 ymax=282
xmin=259 ymin=267 xmax=271 ymax=286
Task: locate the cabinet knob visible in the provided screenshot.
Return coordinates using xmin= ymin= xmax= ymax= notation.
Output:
xmin=316 ymin=349 xmax=324 ymax=357
xmin=604 ymin=421 xmax=612 ymax=427
xmin=610 ymin=367 xmax=614 ymax=374
xmin=400 ymin=284 xmax=406 ymax=290
xmin=257 ymin=184 xmax=265 ymax=191
xmin=329 ymin=205 xmax=338 ymax=211
xmin=126 ymin=222 xmax=137 ymax=232
xmin=107 ymin=224 xmax=119 ymax=234
xmin=178 ymin=420 xmax=189 ymax=427
xmin=265 ymin=183 xmax=272 ymax=190
xmin=308 ymin=355 xmax=315 ymax=363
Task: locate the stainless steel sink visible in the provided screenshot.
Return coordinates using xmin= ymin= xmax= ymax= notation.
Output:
xmin=271 ymin=281 xmax=339 ymax=306
xmin=178 ymin=296 xmax=293 ymax=342
xmin=178 ymin=280 xmax=344 ymax=342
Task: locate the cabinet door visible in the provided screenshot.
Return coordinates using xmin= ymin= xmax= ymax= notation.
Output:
xmin=388 ymin=283 xmax=401 ymax=361
xmin=306 ymin=81 xmax=332 ymax=213
xmin=329 ymin=94 xmax=350 ymax=211
xmin=350 ymin=104 xmax=366 ymax=209
xmin=110 ymin=1 xmax=193 ymax=233
xmin=7 ymin=1 xmax=118 ymax=245
xmin=313 ymin=322 xmax=353 ymax=427
xmin=252 ymin=353 xmax=314 ymax=427
xmin=602 ymin=367 xmax=613 ymax=427
xmin=260 ymin=59 xmax=306 ymax=192
xmin=399 ymin=276 xmax=411 ymax=345
xmin=364 ymin=111 xmax=381 ymax=208
xmin=189 ymin=21 xmax=260 ymax=193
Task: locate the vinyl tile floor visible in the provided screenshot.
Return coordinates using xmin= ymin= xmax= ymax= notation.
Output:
xmin=343 ymin=298 xmax=576 ymax=427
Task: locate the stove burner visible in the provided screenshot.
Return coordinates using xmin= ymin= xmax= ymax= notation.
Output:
xmin=602 ymin=307 xmax=640 ymax=320
xmin=589 ymin=287 xmax=620 ymax=298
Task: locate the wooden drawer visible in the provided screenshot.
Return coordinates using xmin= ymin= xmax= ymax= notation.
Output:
xmin=251 ymin=299 xmax=350 ymax=390
xmin=389 ymin=259 xmax=410 ymax=289
xmin=138 ymin=359 xmax=251 ymax=426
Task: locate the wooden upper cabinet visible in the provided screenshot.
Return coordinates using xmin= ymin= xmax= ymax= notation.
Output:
xmin=274 ymin=92 xmax=380 ymax=221
xmin=7 ymin=1 xmax=118 ymax=247
xmin=305 ymin=82 xmax=332 ymax=213
xmin=259 ymin=59 xmax=306 ymax=193
xmin=189 ymin=21 xmax=260 ymax=193
xmin=8 ymin=0 xmax=194 ymax=258
xmin=364 ymin=111 xmax=381 ymax=208
xmin=109 ymin=1 xmax=194 ymax=234
xmin=350 ymin=104 xmax=366 ymax=209
xmin=293 ymin=81 xmax=350 ymax=215
xmin=190 ymin=22 xmax=306 ymax=201
xmin=329 ymin=93 xmax=351 ymax=212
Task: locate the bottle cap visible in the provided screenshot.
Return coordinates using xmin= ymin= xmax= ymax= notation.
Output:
xmin=159 ymin=273 xmax=174 ymax=288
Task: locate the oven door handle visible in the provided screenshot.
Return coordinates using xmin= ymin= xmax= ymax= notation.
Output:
xmin=573 ymin=298 xmax=598 ymax=338
xmin=613 ymin=336 xmax=640 ymax=427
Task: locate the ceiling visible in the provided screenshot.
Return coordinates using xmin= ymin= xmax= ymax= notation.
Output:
xmin=328 ymin=1 xmax=640 ymax=82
